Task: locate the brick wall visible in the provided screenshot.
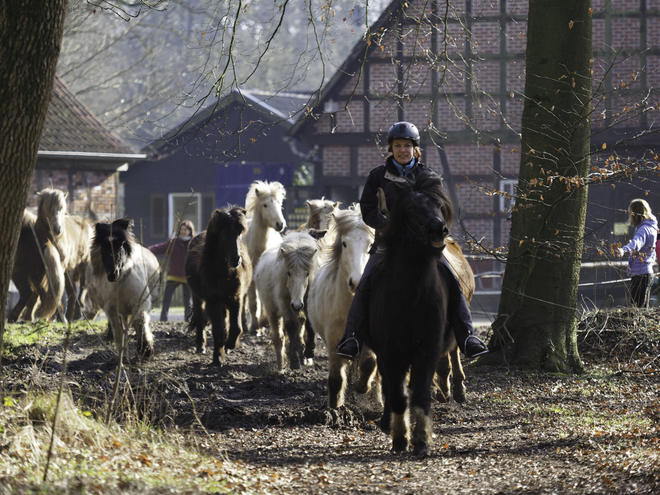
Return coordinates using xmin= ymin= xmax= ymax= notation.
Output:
xmin=357 ymin=146 xmax=386 ymax=176
xmin=506 ymin=21 xmax=527 ymax=53
xmin=473 ymin=60 xmax=500 ymax=93
xmin=370 ymin=62 xmax=399 ymax=97
xmin=436 ymin=98 xmax=467 ymax=131
xmin=369 ymin=99 xmax=400 ymax=133
xmin=445 ymin=143 xmax=494 ymax=175
xmin=335 ymin=100 xmax=365 ymax=133
xmin=612 ymin=17 xmax=640 ymax=50
xmin=323 ymin=146 xmax=351 ymax=176
xmin=28 ymin=169 xmax=116 ymax=219
xmin=472 ymin=22 xmax=501 ymax=54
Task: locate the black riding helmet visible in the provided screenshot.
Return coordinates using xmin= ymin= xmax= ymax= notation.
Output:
xmin=387 ymin=121 xmax=420 ymax=147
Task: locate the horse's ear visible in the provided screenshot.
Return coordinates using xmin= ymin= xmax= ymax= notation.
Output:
xmin=332 ymin=202 xmax=339 ymax=209
xmin=308 ymin=229 xmax=327 ymax=241
xmin=114 ymin=218 xmax=133 ymax=232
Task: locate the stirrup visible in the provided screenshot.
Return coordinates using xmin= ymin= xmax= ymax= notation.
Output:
xmin=464 ymin=336 xmax=489 ymax=358
xmin=335 ymin=337 xmax=360 ymax=359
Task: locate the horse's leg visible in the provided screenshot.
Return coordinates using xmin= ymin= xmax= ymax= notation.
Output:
xmin=355 ymin=347 xmax=378 ymax=395
xmin=449 ymin=347 xmax=466 ymax=403
xmin=225 ymin=298 xmax=242 ymax=350
xmin=302 ymin=307 xmax=316 ymax=361
xmin=327 ymin=352 xmax=349 ymax=408
xmin=108 ymin=312 xmax=128 ymax=365
xmin=64 ymin=276 xmax=77 ymax=322
xmin=8 ymin=278 xmax=33 ymax=322
xmin=381 ymin=363 xmax=410 ymax=452
xmin=247 ymin=282 xmax=259 ymax=334
xmin=409 ymin=358 xmax=436 ymax=456
xmin=268 ymin=314 xmax=285 ymax=370
xmin=191 ymin=295 xmax=208 ymax=354
xmin=284 ymin=313 xmax=305 ymax=370
xmin=434 ymin=353 xmax=452 ymax=402
xmin=206 ymin=302 xmax=228 ymax=367
xmin=135 ymin=310 xmax=154 ymax=360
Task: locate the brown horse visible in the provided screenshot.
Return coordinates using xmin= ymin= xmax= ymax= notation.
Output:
xmin=365 ymin=169 xmax=455 ymax=455
xmin=9 ymin=188 xmax=92 ymax=323
xmin=186 ymin=206 xmax=252 ymax=367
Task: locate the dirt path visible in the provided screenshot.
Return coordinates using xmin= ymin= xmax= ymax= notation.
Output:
xmin=3 ymin=318 xmax=660 ymax=494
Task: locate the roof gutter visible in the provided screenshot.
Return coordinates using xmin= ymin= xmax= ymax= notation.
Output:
xmin=38 ymin=150 xmax=147 ymax=160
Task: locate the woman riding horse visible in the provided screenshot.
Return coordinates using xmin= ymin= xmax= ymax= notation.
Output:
xmin=335 ymin=121 xmax=489 ymax=359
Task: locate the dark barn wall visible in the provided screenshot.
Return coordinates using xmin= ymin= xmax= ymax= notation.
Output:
xmin=121 ymin=100 xmax=305 ymax=246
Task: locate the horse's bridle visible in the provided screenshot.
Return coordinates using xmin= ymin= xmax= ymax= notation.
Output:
xmin=402 ymin=196 xmax=448 ymax=246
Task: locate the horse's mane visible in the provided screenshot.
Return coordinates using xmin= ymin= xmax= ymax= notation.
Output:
xmin=277 ymin=231 xmax=320 ymax=273
xmin=379 ymin=170 xmax=453 ymax=249
xmin=327 ymin=204 xmax=373 ymax=266
xmin=245 ymin=180 xmax=286 ymax=215
xmin=200 ymin=206 xmax=248 ymax=266
xmin=90 ymin=219 xmax=134 ymax=277
xmin=37 ymin=188 xmax=67 ymax=227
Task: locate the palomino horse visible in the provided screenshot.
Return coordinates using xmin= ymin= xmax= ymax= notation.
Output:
xmin=9 ymin=188 xmax=92 ymax=322
xmin=9 ymin=209 xmax=64 ymax=322
xmin=365 ymin=169 xmax=454 ymax=455
xmin=254 ymin=230 xmax=325 ymax=370
xmin=434 ymin=237 xmax=475 ymax=403
xmin=86 ymin=219 xmax=160 ymax=363
xmin=186 ymin=206 xmax=252 ymax=367
xmin=243 ymin=180 xmax=286 ymax=333
xmin=299 ymin=198 xmax=338 ymax=231
xmin=307 ymin=204 xmax=376 ymax=408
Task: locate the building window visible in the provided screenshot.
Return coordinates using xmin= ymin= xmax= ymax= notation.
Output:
xmin=168 ymin=192 xmax=202 ymax=235
xmin=499 ymin=179 xmax=518 ymax=218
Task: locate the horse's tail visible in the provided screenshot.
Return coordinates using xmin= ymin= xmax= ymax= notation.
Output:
xmin=35 ymin=242 xmax=66 ymax=320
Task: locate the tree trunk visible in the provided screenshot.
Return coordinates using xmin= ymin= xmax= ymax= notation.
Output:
xmin=0 ymin=1 xmax=68 ymax=365
xmin=483 ymin=0 xmax=592 ymax=372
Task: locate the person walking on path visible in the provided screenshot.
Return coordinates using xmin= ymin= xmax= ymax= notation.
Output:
xmin=149 ymin=220 xmax=195 ymax=321
xmin=616 ymin=199 xmax=658 ymax=308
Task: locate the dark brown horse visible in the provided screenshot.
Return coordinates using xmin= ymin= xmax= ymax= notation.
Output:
xmin=186 ymin=206 xmax=252 ymax=367
xmin=365 ymin=170 xmax=455 ymax=455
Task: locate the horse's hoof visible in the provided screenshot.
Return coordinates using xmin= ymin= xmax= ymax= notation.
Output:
xmin=211 ymin=359 xmax=222 ymax=367
xmin=453 ymin=390 xmax=467 ymax=404
xmin=196 ymin=347 xmax=206 ymax=355
xmin=413 ymin=442 xmax=429 ymax=457
xmin=303 ymin=357 xmax=313 ymax=366
xmin=289 ymin=360 xmax=302 ymax=370
xmin=391 ymin=437 xmax=409 ymax=453
xmin=139 ymin=347 xmax=154 ymax=360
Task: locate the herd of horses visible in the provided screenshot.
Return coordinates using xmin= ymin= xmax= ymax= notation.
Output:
xmin=8 ymin=172 xmax=475 ymax=455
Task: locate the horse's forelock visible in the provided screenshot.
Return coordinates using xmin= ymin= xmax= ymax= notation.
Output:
xmin=245 ymin=180 xmax=285 ymax=214
xmin=278 ymin=233 xmax=319 ymax=272
xmin=38 ymin=189 xmax=67 ymax=217
xmin=328 ymin=205 xmax=373 ymax=264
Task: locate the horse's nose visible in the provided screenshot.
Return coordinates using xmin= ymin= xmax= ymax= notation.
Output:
xmin=235 ymin=256 xmax=242 ymax=268
xmin=106 ymin=272 xmax=116 ymax=283
xmin=275 ymin=221 xmax=284 ymax=232
xmin=348 ymin=277 xmax=357 ymax=293
xmin=426 ymin=218 xmax=448 ymax=241
xmin=291 ymin=301 xmax=304 ymax=312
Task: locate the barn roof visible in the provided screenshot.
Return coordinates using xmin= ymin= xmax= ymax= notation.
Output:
xmin=38 ymin=76 xmax=143 ymax=160
xmin=145 ymin=88 xmax=311 ymax=156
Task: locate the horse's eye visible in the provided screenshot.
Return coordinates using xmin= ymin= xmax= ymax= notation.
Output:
xmin=286 ymin=271 xmax=290 ymax=277
xmin=342 ymin=241 xmax=347 ymax=248
xmin=263 ymin=204 xmax=268 ymax=208
xmin=306 ymin=272 xmax=310 ymax=278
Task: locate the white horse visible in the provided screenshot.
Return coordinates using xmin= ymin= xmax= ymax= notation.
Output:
xmin=307 ymin=204 xmax=376 ymax=408
xmin=244 ymin=180 xmax=287 ymax=333
xmin=253 ymin=230 xmax=326 ymax=370
xmin=86 ymin=219 xmax=161 ymax=363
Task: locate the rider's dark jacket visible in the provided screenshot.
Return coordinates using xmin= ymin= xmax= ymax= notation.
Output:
xmin=360 ymin=157 xmax=439 ymax=244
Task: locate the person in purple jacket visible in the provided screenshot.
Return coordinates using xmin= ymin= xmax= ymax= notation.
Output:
xmin=149 ymin=220 xmax=195 ymax=321
xmin=616 ymin=199 xmax=658 ymax=308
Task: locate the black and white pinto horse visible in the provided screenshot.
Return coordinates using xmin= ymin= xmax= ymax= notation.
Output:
xmin=365 ymin=170 xmax=455 ymax=455
xmin=86 ymin=219 xmax=161 ymax=363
